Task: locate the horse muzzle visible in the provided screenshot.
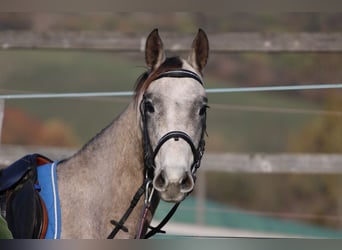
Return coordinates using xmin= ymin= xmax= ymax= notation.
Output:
xmin=150 ymin=131 xmax=198 ymax=202
xmin=153 ymin=169 xmax=194 ymax=202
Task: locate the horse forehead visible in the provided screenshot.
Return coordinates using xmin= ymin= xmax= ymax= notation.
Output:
xmin=147 ymin=78 xmax=205 ymax=101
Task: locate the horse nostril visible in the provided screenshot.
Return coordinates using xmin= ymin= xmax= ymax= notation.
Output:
xmin=180 ymin=172 xmax=194 ymax=193
xmin=153 ymin=170 xmax=194 ymax=194
xmin=153 ymin=171 xmax=167 ymax=192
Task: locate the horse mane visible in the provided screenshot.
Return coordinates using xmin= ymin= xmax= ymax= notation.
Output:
xmin=133 ymin=56 xmax=183 ymax=104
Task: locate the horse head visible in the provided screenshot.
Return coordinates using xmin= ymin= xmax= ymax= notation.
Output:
xmin=135 ymin=29 xmax=209 ymax=203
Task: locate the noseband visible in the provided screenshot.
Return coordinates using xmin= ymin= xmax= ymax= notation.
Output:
xmin=152 ymin=131 xmax=204 ymax=175
xmin=140 ymin=69 xmax=206 ymax=180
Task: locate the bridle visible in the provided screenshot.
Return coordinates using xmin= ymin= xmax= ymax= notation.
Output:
xmin=108 ymin=69 xmax=207 ymax=239
xmin=146 ymin=130 xmax=205 ymax=176
xmin=140 ymin=70 xmax=207 ymax=180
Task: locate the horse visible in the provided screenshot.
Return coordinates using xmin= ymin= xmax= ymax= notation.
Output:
xmin=0 ymin=28 xmax=209 ymax=239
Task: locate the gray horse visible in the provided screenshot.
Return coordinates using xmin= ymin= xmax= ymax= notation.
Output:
xmin=57 ymin=29 xmax=209 ymax=238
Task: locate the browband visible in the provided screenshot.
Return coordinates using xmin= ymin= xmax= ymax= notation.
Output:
xmin=154 ymin=69 xmax=203 ymax=85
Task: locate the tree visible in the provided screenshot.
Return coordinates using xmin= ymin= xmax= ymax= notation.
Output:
xmin=2 ymin=107 xmax=79 ymax=147
xmin=288 ymin=92 xmax=342 ymax=153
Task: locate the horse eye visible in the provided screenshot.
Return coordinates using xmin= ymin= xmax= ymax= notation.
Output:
xmin=199 ymin=105 xmax=209 ymax=116
xmin=145 ymin=101 xmax=155 ymax=113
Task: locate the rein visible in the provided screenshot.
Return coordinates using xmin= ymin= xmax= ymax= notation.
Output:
xmin=107 ymin=69 xmax=206 ymax=239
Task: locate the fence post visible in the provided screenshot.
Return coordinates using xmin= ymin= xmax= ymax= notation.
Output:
xmin=195 ymin=170 xmax=206 ymax=225
xmin=0 ymin=99 xmax=4 ymax=144
xmin=339 ymin=180 xmax=342 ymax=228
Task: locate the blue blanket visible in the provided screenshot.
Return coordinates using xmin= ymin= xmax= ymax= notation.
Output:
xmin=37 ymin=161 xmax=61 ymax=239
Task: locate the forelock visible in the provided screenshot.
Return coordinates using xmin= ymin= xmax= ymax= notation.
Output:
xmin=134 ymin=57 xmax=183 ymax=103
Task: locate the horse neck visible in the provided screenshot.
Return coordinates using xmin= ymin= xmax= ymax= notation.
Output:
xmin=61 ymin=102 xmax=143 ymax=173
xmin=57 ymin=102 xmax=146 ymax=238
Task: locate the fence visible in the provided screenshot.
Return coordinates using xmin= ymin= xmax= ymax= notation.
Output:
xmin=1 ymin=31 xmax=342 ymax=52
xmin=1 ymin=31 xmax=342 ymax=236
xmin=1 ymin=144 xmax=342 ymax=232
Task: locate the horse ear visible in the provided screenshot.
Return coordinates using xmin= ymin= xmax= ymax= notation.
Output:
xmin=145 ymin=29 xmax=165 ymax=70
xmin=188 ymin=29 xmax=209 ymax=73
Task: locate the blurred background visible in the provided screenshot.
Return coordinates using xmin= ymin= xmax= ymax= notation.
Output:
xmin=0 ymin=12 xmax=341 ymax=238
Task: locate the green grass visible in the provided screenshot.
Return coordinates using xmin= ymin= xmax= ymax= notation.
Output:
xmin=0 ymin=50 xmax=320 ymax=152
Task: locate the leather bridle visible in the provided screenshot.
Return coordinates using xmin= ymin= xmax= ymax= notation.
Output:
xmin=108 ymin=69 xmax=207 ymax=239
xmin=140 ymin=77 xmax=207 ymax=181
